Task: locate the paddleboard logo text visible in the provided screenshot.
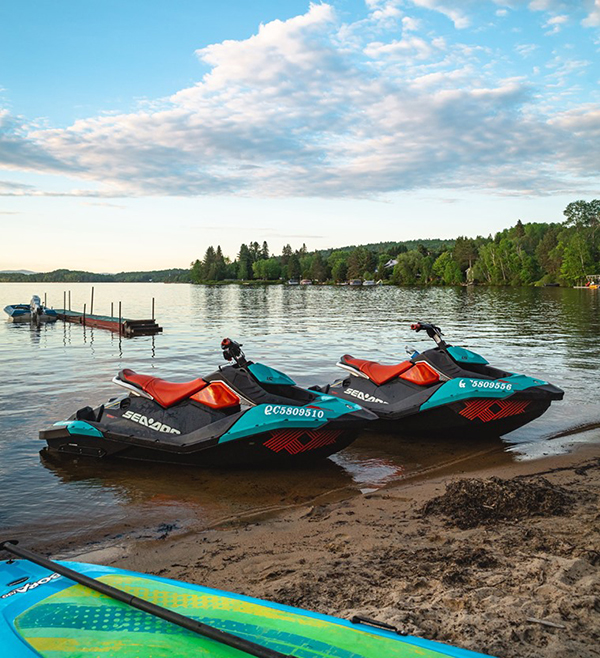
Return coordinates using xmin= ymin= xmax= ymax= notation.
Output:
xmin=345 ymin=388 xmax=389 ymax=405
xmin=1 ymin=573 xmax=61 ymax=599
xmin=122 ymin=410 xmax=181 ymax=434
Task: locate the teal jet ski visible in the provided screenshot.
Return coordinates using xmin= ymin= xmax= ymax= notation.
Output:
xmin=39 ymin=348 xmax=374 ymax=467
xmin=317 ymin=323 xmax=564 ymax=438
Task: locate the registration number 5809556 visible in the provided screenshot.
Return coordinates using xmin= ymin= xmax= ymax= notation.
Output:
xmin=458 ymin=379 xmax=512 ymax=391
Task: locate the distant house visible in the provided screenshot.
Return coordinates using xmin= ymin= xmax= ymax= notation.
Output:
xmin=384 ymin=259 xmax=397 ymax=269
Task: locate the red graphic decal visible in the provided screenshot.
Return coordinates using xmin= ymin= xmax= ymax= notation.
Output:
xmin=263 ymin=429 xmax=342 ymax=455
xmin=459 ymin=398 xmax=531 ymax=422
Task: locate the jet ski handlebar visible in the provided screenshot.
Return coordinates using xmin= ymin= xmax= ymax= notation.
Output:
xmin=410 ymin=322 xmax=447 ymax=347
xmin=221 ymin=338 xmax=249 ymax=367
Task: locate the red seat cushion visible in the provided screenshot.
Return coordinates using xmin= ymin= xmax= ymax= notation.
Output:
xmin=119 ymin=368 xmax=207 ymax=407
xmin=340 ymin=356 xmax=413 ymax=386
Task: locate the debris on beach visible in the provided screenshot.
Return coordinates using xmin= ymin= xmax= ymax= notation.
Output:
xmin=420 ymin=476 xmax=573 ymax=529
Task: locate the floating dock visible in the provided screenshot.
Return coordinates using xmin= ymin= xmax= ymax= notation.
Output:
xmin=55 ymin=310 xmax=162 ymax=337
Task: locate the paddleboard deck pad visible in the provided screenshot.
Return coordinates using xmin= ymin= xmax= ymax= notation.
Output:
xmin=0 ymin=558 xmax=493 ymax=657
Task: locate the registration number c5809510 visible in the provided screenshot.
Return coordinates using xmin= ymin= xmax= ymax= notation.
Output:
xmin=264 ymin=405 xmax=325 ymax=420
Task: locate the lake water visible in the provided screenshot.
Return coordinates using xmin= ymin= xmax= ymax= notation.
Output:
xmin=1 ymin=282 xmax=599 ymax=551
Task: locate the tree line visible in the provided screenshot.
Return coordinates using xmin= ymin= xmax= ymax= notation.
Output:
xmin=190 ymin=200 xmax=600 ymax=287
xmin=0 ymin=268 xmax=191 ymax=283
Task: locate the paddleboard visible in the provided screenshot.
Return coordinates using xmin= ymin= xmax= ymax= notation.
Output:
xmin=0 ymin=556 xmax=493 ymax=657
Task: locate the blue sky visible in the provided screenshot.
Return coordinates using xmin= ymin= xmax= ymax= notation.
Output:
xmin=1 ymin=0 xmax=599 ymax=271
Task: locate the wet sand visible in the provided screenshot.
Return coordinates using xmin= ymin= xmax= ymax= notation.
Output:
xmin=65 ymin=441 xmax=600 ymax=658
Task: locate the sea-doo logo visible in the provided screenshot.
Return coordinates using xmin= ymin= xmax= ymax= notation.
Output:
xmin=1 ymin=573 xmax=61 ymax=599
xmin=345 ymin=388 xmax=389 ymax=405
xmin=122 ymin=410 xmax=181 ymax=434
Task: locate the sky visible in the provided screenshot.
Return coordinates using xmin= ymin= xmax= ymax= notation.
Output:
xmin=1 ymin=0 xmax=599 ymax=272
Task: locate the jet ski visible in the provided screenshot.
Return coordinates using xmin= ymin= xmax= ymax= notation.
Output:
xmin=316 ymin=322 xmax=564 ymax=438
xmin=0 ymin=540 xmax=493 ymax=657
xmin=39 ymin=346 xmax=373 ymax=467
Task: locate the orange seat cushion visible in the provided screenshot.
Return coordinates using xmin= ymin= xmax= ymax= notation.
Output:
xmin=341 ymin=355 xmax=413 ymax=386
xmin=120 ymin=368 xmax=207 ymax=407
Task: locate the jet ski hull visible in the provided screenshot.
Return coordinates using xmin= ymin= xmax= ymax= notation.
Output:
xmin=40 ymin=424 xmax=360 ymax=467
xmin=342 ymin=393 xmax=555 ymax=438
xmin=40 ymin=395 xmax=369 ymax=468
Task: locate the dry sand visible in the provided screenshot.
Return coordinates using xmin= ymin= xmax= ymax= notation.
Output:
xmin=76 ymin=443 xmax=599 ymax=658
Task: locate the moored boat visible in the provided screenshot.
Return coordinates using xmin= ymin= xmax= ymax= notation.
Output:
xmin=4 ymin=296 xmax=57 ymax=323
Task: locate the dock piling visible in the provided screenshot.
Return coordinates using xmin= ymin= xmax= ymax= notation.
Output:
xmin=151 ymin=297 xmax=155 ymax=321
xmin=83 ymin=304 xmax=86 ymax=327
xmin=90 ymin=287 xmax=94 ymax=316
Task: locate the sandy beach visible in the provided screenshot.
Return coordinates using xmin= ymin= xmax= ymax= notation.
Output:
xmin=63 ymin=440 xmax=600 ymax=658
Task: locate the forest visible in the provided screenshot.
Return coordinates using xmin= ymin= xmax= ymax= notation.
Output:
xmin=190 ymin=200 xmax=600 ymax=287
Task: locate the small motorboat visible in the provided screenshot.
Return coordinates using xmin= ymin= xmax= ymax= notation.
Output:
xmin=315 ymin=322 xmax=564 ymax=438
xmin=0 ymin=540 xmax=493 ymax=657
xmin=40 ymin=342 xmax=374 ymax=467
xmin=4 ymin=296 xmax=57 ymax=323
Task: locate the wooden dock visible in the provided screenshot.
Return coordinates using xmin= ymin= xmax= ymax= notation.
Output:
xmin=55 ymin=310 xmax=163 ymax=337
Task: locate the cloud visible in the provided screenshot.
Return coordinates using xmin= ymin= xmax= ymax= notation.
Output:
xmin=402 ymin=16 xmax=422 ymax=31
xmin=582 ymin=0 xmax=600 ymax=26
xmin=515 ymin=43 xmax=539 ymax=57
xmin=0 ymin=2 xmax=599 ymax=200
xmin=364 ymin=36 xmax=435 ymax=59
xmin=0 ymin=180 xmax=37 ymax=195
xmin=365 ymin=0 xmax=403 ymax=25
xmin=0 ymin=110 xmax=73 ymax=175
xmin=404 ymin=0 xmax=471 ymax=28
xmin=82 ymin=201 xmax=127 ymax=209
xmin=543 ymin=13 xmax=569 ymax=33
